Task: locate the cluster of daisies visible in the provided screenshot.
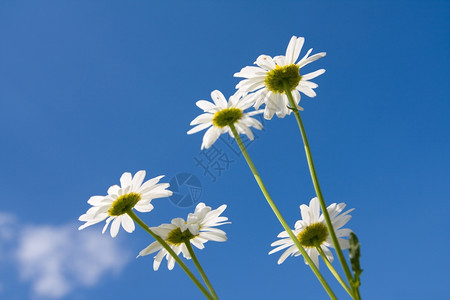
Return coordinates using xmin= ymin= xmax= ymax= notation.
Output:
xmin=79 ymin=170 xmax=230 ymax=270
xmin=79 ymin=36 xmax=353 ymax=278
xmin=187 ymin=35 xmax=326 ymax=149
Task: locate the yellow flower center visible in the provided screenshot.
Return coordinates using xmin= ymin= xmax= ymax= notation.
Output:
xmin=212 ymin=108 xmax=243 ymax=128
xmin=108 ymin=192 xmax=141 ymax=216
xmin=264 ymin=64 xmax=301 ymax=93
xmin=166 ymin=227 xmax=196 ymax=245
xmin=297 ymin=222 xmax=329 ymax=248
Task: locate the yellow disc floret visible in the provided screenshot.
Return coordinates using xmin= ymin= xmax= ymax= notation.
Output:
xmin=212 ymin=108 xmax=243 ymax=128
xmin=166 ymin=227 xmax=196 ymax=245
xmin=264 ymin=64 xmax=301 ymax=93
xmin=108 ymin=192 xmax=141 ymax=216
xmin=297 ymin=222 xmax=329 ymax=248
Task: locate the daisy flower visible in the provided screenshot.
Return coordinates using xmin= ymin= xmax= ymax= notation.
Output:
xmin=234 ymin=35 xmax=326 ymax=120
xmin=269 ymin=197 xmax=353 ymax=268
xmin=138 ymin=202 xmax=229 ymax=270
xmin=78 ymin=170 xmax=173 ymax=238
xmin=187 ymin=90 xmax=263 ymax=150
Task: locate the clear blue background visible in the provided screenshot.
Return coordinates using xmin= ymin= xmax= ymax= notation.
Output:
xmin=1 ymin=0 xmax=449 ymax=299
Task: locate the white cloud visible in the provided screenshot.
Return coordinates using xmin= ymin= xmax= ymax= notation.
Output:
xmin=0 ymin=213 xmax=16 ymax=240
xmin=0 ymin=214 xmax=131 ymax=299
xmin=0 ymin=213 xmax=17 ymax=261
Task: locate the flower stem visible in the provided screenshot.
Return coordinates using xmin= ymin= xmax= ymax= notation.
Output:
xmin=354 ymin=285 xmax=362 ymax=300
xmin=126 ymin=210 xmax=214 ymax=300
xmin=184 ymin=241 xmax=219 ymax=300
xmin=228 ymin=123 xmax=337 ymax=300
xmin=315 ymin=245 xmax=353 ymax=298
xmin=283 ymin=83 xmax=355 ymax=291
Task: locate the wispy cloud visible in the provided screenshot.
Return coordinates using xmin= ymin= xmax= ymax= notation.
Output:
xmin=0 ymin=213 xmax=17 ymax=261
xmin=0 ymin=213 xmax=131 ymax=299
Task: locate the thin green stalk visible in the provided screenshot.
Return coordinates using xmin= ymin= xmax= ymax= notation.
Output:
xmin=353 ymin=284 xmax=362 ymax=300
xmin=184 ymin=241 xmax=219 ymax=300
xmin=126 ymin=210 xmax=214 ymax=300
xmin=228 ymin=123 xmax=337 ymax=300
xmin=315 ymin=245 xmax=353 ymax=298
xmin=283 ymin=83 xmax=356 ymax=291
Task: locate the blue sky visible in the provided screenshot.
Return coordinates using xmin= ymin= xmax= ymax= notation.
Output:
xmin=0 ymin=1 xmax=449 ymax=299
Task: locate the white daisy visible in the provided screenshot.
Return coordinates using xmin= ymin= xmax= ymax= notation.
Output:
xmin=269 ymin=197 xmax=353 ymax=268
xmin=187 ymin=90 xmax=263 ymax=150
xmin=138 ymin=202 xmax=229 ymax=270
xmin=78 ymin=170 xmax=173 ymax=238
xmin=234 ymin=35 xmax=326 ymax=120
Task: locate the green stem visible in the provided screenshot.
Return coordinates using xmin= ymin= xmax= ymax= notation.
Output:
xmin=228 ymin=123 xmax=337 ymax=300
xmin=354 ymin=284 xmax=362 ymax=300
xmin=184 ymin=241 xmax=219 ymax=300
xmin=315 ymin=245 xmax=353 ymax=298
xmin=127 ymin=210 xmax=214 ymax=300
xmin=283 ymin=83 xmax=355 ymax=291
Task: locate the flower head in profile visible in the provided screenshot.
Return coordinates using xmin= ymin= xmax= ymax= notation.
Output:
xmin=187 ymin=90 xmax=263 ymax=149
xmin=78 ymin=170 xmax=173 ymax=238
xmin=138 ymin=202 xmax=229 ymax=270
xmin=269 ymin=197 xmax=353 ymax=267
xmin=234 ymin=36 xmax=326 ymax=120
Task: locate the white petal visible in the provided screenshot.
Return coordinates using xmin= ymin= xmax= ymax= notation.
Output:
xmin=297 ymin=85 xmax=317 ymax=98
xmin=333 ymin=214 xmax=353 ymax=229
xmin=210 ymin=90 xmax=228 ymax=109
xmin=236 ymin=78 xmax=266 ymax=93
xmin=335 ymin=228 xmax=352 ymax=238
xmin=92 ymin=205 xmax=111 ymax=219
xmin=171 ymin=218 xmax=186 ymax=228
xmin=196 ymin=100 xmax=219 ymax=112
xmin=120 ymin=172 xmax=132 ymax=188
xmin=298 ymin=80 xmax=318 ymax=89
xmin=298 ymin=52 xmax=326 ymax=68
xmin=321 ymin=245 xmax=334 ymax=263
xmin=265 ymin=93 xmax=287 ymax=119
xmin=137 ymin=176 xmax=164 ymax=193
xmin=297 ymin=48 xmax=313 ymax=66
xmin=273 ymin=55 xmax=286 ymax=67
xmin=255 ymin=55 xmax=276 ymax=70
xmin=121 ymin=214 xmax=135 ymax=233
xmin=153 ymin=249 xmax=166 ymax=271
xmin=181 ymin=244 xmax=191 ymax=259
xmin=191 ymin=238 xmax=205 ymax=250
xmin=277 ymin=245 xmax=297 ymax=264
xmin=109 ymin=217 xmax=121 ymax=238
xmin=102 ymin=216 xmax=114 ymax=234
xmin=187 ymin=122 xmax=212 ymax=135
xmin=199 ymin=231 xmax=227 ymax=242
xmin=239 ymin=122 xmax=254 ymax=140
xmin=134 ymin=203 xmax=154 ymax=213
xmin=234 ymin=65 xmax=267 ymax=78
xmin=309 ymin=197 xmax=320 ymax=223
xmin=300 ymin=203 xmax=311 ymax=224
xmin=190 ymin=113 xmax=214 ymax=125
xmin=201 ymin=126 xmax=221 ymax=150
xmin=277 ymin=231 xmax=290 ymax=238
xmin=286 ymin=36 xmax=304 ymax=65
xmin=138 ymin=241 xmax=162 ymax=257
xmin=269 ymin=241 xmax=294 ymax=254
xmin=302 ymin=69 xmax=326 ymax=81
xmin=87 ymin=195 xmax=105 ymax=205
xmin=338 ymin=238 xmax=350 ymax=249
xmin=307 ymin=248 xmax=319 ymax=268
xmin=107 ymin=185 xmax=120 ymax=196
xmin=131 ymin=170 xmax=146 ymax=191
xmin=167 ymin=255 xmax=176 ymax=270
